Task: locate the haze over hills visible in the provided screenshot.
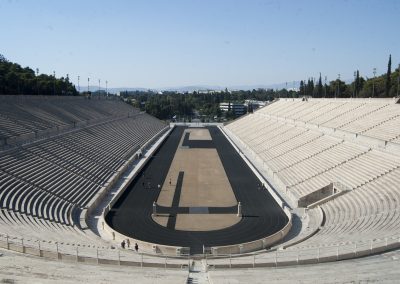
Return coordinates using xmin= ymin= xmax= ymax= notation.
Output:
xmin=87 ymin=78 xmax=361 ymax=94
xmin=92 ymin=82 xmax=304 ymax=94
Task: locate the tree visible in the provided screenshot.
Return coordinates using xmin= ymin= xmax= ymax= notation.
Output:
xmin=0 ymin=54 xmax=7 ymax=62
xmin=299 ymin=80 xmax=305 ymax=96
xmin=316 ymin=73 xmax=323 ymax=98
xmin=0 ymin=56 xmax=78 ymax=96
xmin=355 ymin=70 xmax=360 ymax=97
xmin=385 ymin=54 xmax=392 ymax=97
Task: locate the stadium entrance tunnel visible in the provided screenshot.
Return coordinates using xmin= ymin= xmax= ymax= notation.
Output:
xmin=105 ymin=126 xmax=289 ymax=255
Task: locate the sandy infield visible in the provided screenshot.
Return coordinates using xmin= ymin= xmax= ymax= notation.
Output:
xmin=153 ymin=128 xmax=240 ymax=231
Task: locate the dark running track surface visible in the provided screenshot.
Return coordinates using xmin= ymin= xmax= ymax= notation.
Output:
xmin=106 ymin=126 xmax=288 ymax=254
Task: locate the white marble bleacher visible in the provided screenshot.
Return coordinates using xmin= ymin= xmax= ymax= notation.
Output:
xmin=0 ymin=95 xmax=138 ymax=142
xmin=320 ymin=102 xmax=387 ymax=129
xmin=0 ymin=97 xmax=167 ymax=254
xmin=208 ymin=249 xmax=400 ymax=283
xmin=227 ymin=99 xmax=400 ymax=197
xmin=361 ymin=115 xmax=400 ymax=143
xmin=27 ymin=142 xmax=112 ymax=186
xmin=389 ymin=135 xmax=400 ymax=144
xmin=340 ymin=103 xmax=400 ymax=134
xmin=257 ymin=125 xmax=306 ymax=159
xmin=295 ymin=100 xmax=348 ymax=123
xmin=56 ymin=135 xmax=125 ymax=170
xmin=287 ymin=168 xmax=400 ymax=250
xmin=256 ymin=99 xmax=354 ymax=125
xmin=307 ymin=100 xmax=365 ymax=126
xmin=0 ymin=116 xmax=32 ymax=139
xmin=0 ymin=150 xmax=100 ymax=206
xmin=227 ymin=114 xmax=268 ymax=146
xmin=260 ymin=99 xmax=305 ymax=117
xmin=257 ymin=98 xmax=400 ymax=144
xmin=223 ymin=98 xmax=400 ymax=265
xmin=290 ymin=149 xmax=400 ymax=197
xmin=267 ymin=135 xmax=343 ymax=172
xmin=262 ymin=128 xmax=322 ymax=161
xmin=288 ymin=100 xmax=333 ymax=121
xmin=0 ymin=172 xmax=75 ymax=225
xmin=278 ymin=142 xmax=368 ymax=188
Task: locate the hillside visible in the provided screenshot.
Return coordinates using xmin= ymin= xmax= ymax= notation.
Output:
xmin=0 ymin=54 xmax=77 ymax=96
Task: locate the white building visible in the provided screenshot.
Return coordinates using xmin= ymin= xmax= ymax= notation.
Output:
xmin=219 ymin=102 xmax=246 ymax=115
xmin=244 ymin=99 xmax=267 ymax=110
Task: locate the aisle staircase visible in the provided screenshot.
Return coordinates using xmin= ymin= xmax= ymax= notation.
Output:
xmin=187 ymin=260 xmax=210 ymax=284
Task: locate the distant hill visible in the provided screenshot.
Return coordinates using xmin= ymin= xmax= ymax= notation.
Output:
xmin=105 ymin=82 xmax=304 ymax=93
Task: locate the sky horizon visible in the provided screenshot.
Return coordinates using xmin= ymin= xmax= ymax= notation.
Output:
xmin=1 ymin=0 xmax=399 ymax=89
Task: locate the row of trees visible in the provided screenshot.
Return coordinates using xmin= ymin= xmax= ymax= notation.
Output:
xmin=125 ymin=91 xmax=223 ymax=120
xmin=123 ymin=88 xmax=295 ymax=120
xmin=299 ymin=55 xmax=399 ymax=98
xmin=0 ymin=54 xmax=78 ymax=96
xmin=123 ymin=55 xmax=398 ymax=120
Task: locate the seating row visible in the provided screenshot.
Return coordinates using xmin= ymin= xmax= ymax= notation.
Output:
xmin=0 ymin=97 xmax=166 ymax=248
xmin=0 ymin=95 xmax=138 ymax=140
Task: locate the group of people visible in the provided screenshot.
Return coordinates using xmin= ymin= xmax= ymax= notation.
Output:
xmin=258 ymin=183 xmax=266 ymax=190
xmin=121 ymin=239 xmax=139 ymax=252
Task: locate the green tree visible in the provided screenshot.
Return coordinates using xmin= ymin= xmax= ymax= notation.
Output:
xmin=355 ymin=70 xmax=360 ymax=97
xmin=385 ymin=54 xmax=391 ymax=97
xmin=0 ymin=55 xmax=78 ymax=96
xmin=299 ymin=80 xmax=305 ymax=96
xmin=316 ymin=73 xmax=323 ymax=98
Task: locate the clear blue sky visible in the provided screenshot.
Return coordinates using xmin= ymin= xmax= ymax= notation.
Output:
xmin=1 ymin=0 xmax=399 ymax=89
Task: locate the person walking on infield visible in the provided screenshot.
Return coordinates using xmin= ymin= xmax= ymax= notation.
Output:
xmin=126 ymin=239 xmax=130 ymax=248
xmin=121 ymin=240 xmax=125 ymax=249
xmin=135 ymin=243 xmax=139 ymax=252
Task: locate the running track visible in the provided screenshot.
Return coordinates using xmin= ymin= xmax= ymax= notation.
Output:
xmin=106 ymin=126 xmax=288 ymax=254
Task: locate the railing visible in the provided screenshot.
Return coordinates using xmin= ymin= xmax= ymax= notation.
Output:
xmin=170 ymin=122 xmax=224 ymax=127
xmin=209 ymin=206 xmax=292 ymax=255
xmin=204 ymin=235 xmax=400 ymax=269
xmin=0 ymin=234 xmax=190 ymax=269
xmin=1 ymin=232 xmax=399 ymax=270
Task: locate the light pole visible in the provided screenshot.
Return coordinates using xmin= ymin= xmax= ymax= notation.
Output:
xmin=293 ymin=81 xmax=295 ymax=98
xmin=98 ymin=79 xmax=101 ymax=93
xmin=78 ymin=76 xmax=80 ymax=93
xmin=53 ymin=71 xmax=56 ymax=96
xmin=87 ymin=77 xmax=90 ymax=93
xmin=336 ymin=74 xmax=340 ymax=98
xmin=324 ymin=76 xmax=327 ymax=98
xmin=372 ymin=68 xmax=376 ymax=97
xmin=36 ymin=68 xmax=39 ymax=95
xmin=353 ymin=71 xmax=356 ymax=98
xmin=66 ymin=74 xmax=69 ymax=95
xmin=397 ymin=64 xmax=400 ymax=97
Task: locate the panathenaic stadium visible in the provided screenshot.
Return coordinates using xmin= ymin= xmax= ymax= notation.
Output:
xmin=1 ymin=95 xmax=400 ymax=283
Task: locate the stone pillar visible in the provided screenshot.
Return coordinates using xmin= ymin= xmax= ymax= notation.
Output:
xmin=153 ymin=201 xmax=157 ymax=216
xmin=237 ymin=202 xmax=242 ymax=217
